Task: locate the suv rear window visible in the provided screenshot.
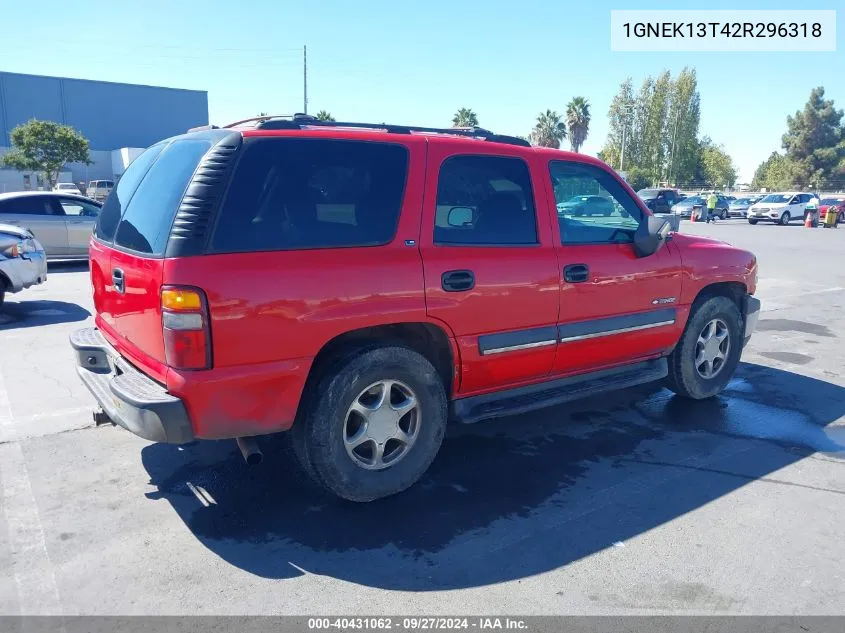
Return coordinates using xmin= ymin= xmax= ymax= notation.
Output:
xmin=211 ymin=138 xmax=409 ymax=253
xmin=114 ymin=139 xmax=212 ymax=254
xmin=95 ymin=143 xmax=165 ymax=242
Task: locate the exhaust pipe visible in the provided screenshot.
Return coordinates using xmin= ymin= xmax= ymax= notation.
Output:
xmin=236 ymin=437 xmax=263 ymax=466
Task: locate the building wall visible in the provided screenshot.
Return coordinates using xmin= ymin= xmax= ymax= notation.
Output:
xmin=0 ymin=71 xmax=208 ymax=150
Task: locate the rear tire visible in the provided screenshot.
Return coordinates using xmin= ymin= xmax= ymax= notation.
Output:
xmin=779 ymin=211 xmax=791 ymax=225
xmin=292 ymin=346 xmax=447 ymax=502
xmin=665 ymin=296 xmax=743 ymax=400
xmin=748 ymin=219 xmax=758 ymax=225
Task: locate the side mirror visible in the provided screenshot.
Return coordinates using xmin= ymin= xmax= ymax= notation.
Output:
xmin=633 ymin=215 xmax=673 ymax=258
xmin=447 ymin=206 xmax=474 ymax=227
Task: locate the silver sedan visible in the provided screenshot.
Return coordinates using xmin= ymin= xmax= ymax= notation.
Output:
xmin=0 ymin=223 xmax=47 ymax=309
xmin=0 ymin=191 xmax=102 ymax=260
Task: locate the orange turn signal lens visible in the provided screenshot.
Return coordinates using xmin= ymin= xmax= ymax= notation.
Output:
xmin=161 ymin=288 xmax=202 ymax=311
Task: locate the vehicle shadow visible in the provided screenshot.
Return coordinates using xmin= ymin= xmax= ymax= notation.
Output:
xmin=47 ymin=260 xmax=90 ymax=274
xmin=0 ymin=299 xmax=91 ymax=329
xmin=141 ymin=362 xmax=844 ymax=591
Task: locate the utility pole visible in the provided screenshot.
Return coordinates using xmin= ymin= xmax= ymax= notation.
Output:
xmin=619 ymin=103 xmax=634 ymax=173
xmin=303 ymin=45 xmax=308 ymax=114
xmin=668 ymin=109 xmax=681 ymax=185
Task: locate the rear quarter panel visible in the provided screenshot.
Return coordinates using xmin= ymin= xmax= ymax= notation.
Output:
xmin=162 ymin=134 xmax=457 ymax=438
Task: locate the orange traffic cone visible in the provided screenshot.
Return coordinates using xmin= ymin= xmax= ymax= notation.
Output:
xmin=805 ymin=212 xmax=814 ymax=228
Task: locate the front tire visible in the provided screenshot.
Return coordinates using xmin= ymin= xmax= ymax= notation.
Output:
xmin=665 ymin=296 xmax=743 ymax=400
xmin=779 ymin=211 xmax=791 ymax=225
xmin=293 ymin=346 xmax=447 ymax=502
xmin=748 ymin=219 xmax=758 ymax=225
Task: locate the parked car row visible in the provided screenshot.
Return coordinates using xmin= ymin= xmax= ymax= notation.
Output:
xmin=51 ymin=180 xmax=114 ymax=200
xmin=635 ymin=187 xmax=845 ymax=226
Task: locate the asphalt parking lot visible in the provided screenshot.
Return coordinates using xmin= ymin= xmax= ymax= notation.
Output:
xmin=1 ymin=219 xmax=844 ymax=616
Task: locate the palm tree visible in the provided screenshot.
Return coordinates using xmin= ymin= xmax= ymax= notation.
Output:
xmin=315 ymin=110 xmax=335 ymax=121
xmin=565 ymin=97 xmax=591 ymax=153
xmin=530 ymin=110 xmax=567 ymax=148
xmin=452 ymin=108 xmax=479 ymax=128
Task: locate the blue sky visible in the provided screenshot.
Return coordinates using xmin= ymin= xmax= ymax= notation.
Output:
xmin=0 ymin=0 xmax=841 ymax=181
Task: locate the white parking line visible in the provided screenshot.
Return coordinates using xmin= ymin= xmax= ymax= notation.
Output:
xmin=0 ymin=368 xmax=63 ymax=615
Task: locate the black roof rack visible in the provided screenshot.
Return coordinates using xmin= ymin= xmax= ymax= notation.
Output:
xmin=242 ymin=114 xmax=530 ymax=147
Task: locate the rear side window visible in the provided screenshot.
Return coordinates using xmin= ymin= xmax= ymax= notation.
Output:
xmin=211 ymin=138 xmax=409 ymax=253
xmin=95 ymin=143 xmax=165 ymax=242
xmin=114 ymin=139 xmax=212 ymax=255
xmin=0 ymin=196 xmax=62 ymax=215
xmin=434 ymin=155 xmax=538 ymax=245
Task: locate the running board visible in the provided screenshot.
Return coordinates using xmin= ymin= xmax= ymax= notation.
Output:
xmin=450 ymin=358 xmax=667 ymax=424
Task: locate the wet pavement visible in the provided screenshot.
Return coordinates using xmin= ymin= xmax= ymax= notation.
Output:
xmin=1 ymin=221 xmax=844 ymax=615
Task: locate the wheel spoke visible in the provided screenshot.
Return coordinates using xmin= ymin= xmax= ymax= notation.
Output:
xmin=373 ymin=380 xmax=392 ymax=410
xmin=345 ymin=426 xmax=370 ymax=449
xmin=704 ymin=359 xmax=714 ymax=377
xmin=372 ymin=442 xmax=385 ymax=467
xmin=392 ymin=426 xmax=413 ymax=445
xmin=349 ymin=400 xmax=376 ymax=421
xmin=391 ymin=393 xmax=417 ymax=418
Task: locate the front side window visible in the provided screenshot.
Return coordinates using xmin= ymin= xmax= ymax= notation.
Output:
xmin=434 ymin=155 xmax=538 ymax=245
xmin=212 ymin=138 xmax=409 ymax=253
xmin=550 ymin=161 xmax=642 ymax=245
xmin=60 ymin=198 xmax=101 ymax=217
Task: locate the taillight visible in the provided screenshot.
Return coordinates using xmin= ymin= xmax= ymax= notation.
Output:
xmin=161 ymin=286 xmax=211 ymax=370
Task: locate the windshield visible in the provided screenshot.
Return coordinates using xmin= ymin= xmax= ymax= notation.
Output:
xmin=730 ymin=198 xmax=749 ymax=205
xmin=637 ymin=189 xmax=659 ymax=198
xmin=57 ymin=183 xmax=74 ymax=189
xmin=760 ymin=194 xmax=792 ymax=203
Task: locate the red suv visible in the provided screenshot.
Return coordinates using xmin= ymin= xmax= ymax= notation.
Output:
xmin=71 ymin=115 xmax=760 ymax=502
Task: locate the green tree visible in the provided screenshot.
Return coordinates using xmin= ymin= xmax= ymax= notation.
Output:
xmin=665 ymin=67 xmax=701 ymax=184
xmin=452 ymin=108 xmax=479 ymax=128
xmin=2 ymin=120 xmax=91 ymax=188
xmin=530 ymin=109 xmax=567 ymax=149
xmin=601 ymin=69 xmax=701 ymax=184
xmin=602 ymin=77 xmax=635 ymax=169
xmin=315 ymin=110 xmax=336 ymax=121
xmin=752 ymin=152 xmax=799 ymax=190
xmin=565 ymin=97 xmax=591 ymax=153
xmin=698 ymin=137 xmax=738 ymax=188
xmin=781 ymin=87 xmax=845 ymax=188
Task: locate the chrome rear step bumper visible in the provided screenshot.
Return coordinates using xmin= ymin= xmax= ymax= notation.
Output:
xmin=70 ymin=328 xmax=194 ymax=444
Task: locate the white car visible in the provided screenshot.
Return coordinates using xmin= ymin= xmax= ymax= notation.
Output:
xmin=747 ymin=192 xmax=812 ymax=225
xmin=0 ymin=223 xmax=47 ymax=310
xmin=54 ymin=182 xmax=83 ymax=195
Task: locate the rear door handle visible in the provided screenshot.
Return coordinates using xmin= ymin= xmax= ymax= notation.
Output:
xmin=112 ymin=268 xmax=125 ymax=294
xmin=563 ymin=264 xmax=589 ymax=283
xmin=441 ymin=270 xmax=475 ymax=292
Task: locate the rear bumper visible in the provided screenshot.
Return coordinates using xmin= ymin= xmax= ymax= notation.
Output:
xmin=742 ymin=295 xmax=761 ymax=348
xmin=70 ymin=327 xmax=194 ymax=444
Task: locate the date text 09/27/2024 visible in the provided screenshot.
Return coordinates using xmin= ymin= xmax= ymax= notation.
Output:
xmin=623 ymin=22 xmax=822 ymax=39
xmin=307 ymin=618 xmax=528 ymax=631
